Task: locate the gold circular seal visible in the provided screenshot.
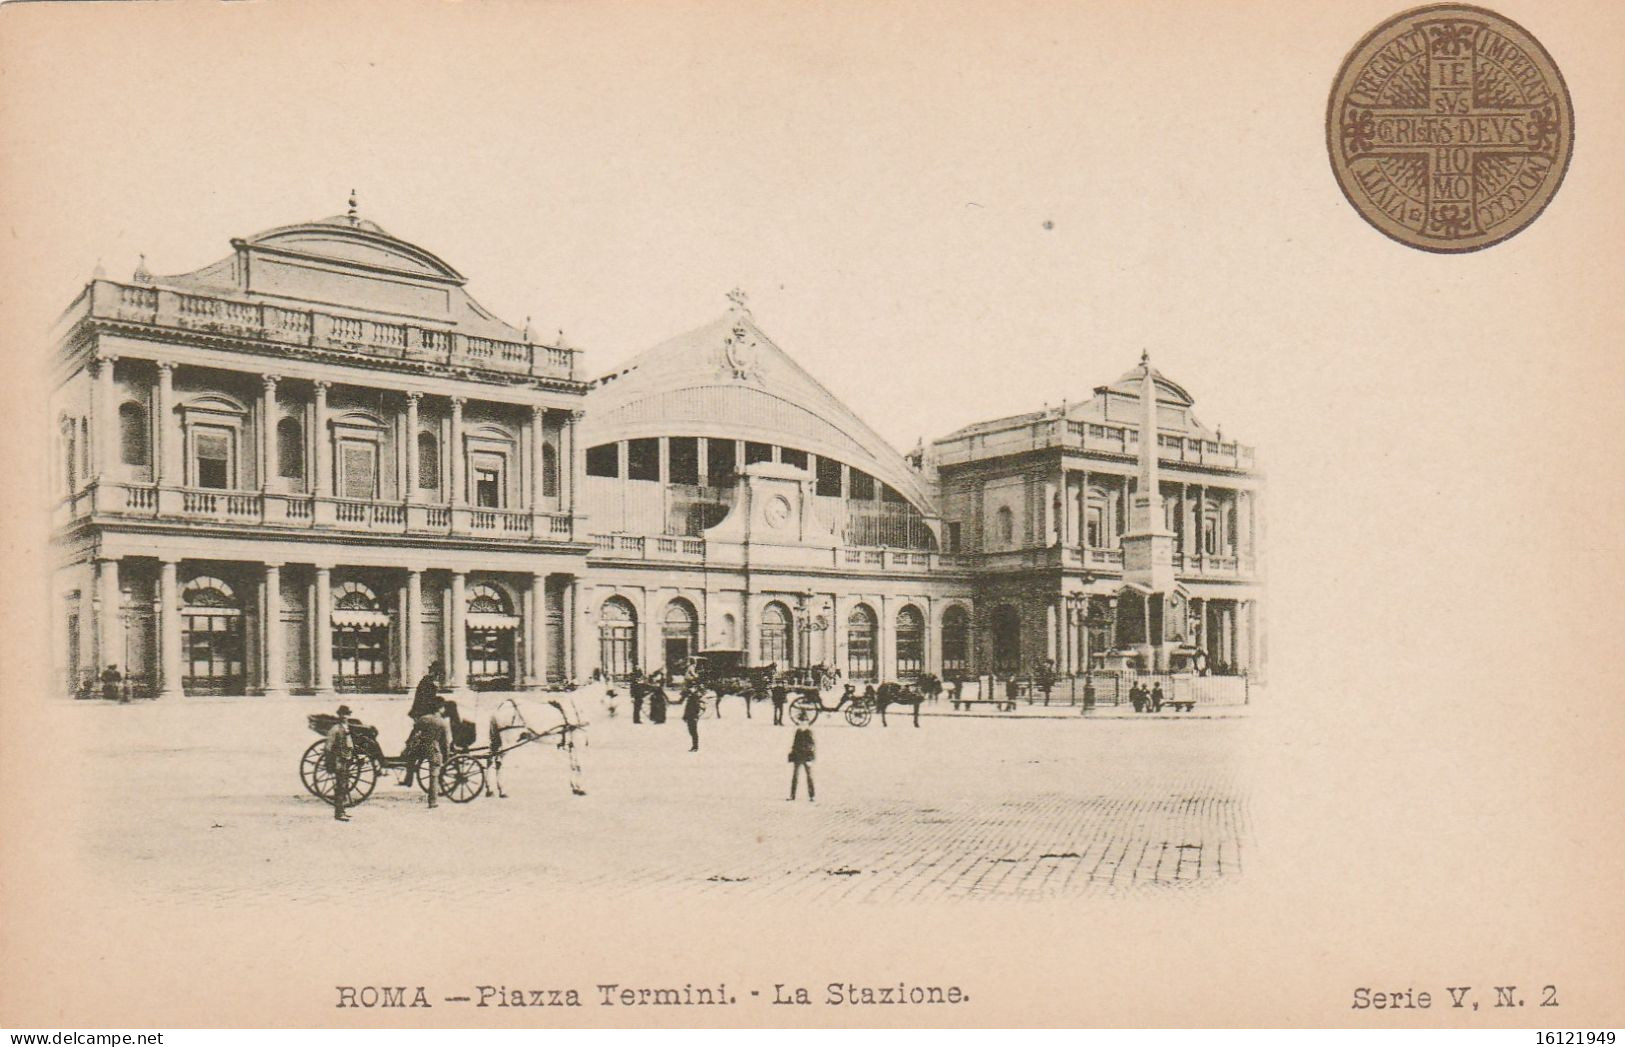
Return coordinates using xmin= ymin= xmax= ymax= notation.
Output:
xmin=1327 ymin=4 xmax=1573 ymax=252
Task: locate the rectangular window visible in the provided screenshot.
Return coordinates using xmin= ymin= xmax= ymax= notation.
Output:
xmin=585 ymin=443 xmax=619 ymax=478
xmin=815 ymin=456 xmax=842 ymax=497
xmin=668 ymin=437 xmax=699 ymax=485
xmin=627 ymin=437 xmax=660 ymax=481
xmin=1087 ymin=507 xmax=1104 ymax=547
xmin=849 ymin=469 xmax=875 ymax=501
xmin=744 ymin=441 xmax=773 ymax=465
xmin=946 ymin=521 xmax=961 ymax=552
xmin=779 ymin=447 xmax=808 ymax=470
xmin=338 ymin=440 xmax=377 ymax=500
xmin=194 ymin=428 xmax=232 ymax=490
xmin=706 ymin=438 xmax=736 ymax=488
xmin=472 ymin=451 xmax=506 ymax=508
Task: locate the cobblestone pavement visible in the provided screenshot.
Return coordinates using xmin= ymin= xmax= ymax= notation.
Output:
xmin=64 ymin=687 xmax=1251 ymax=907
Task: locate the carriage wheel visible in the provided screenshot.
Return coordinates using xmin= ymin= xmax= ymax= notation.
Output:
xmin=299 ymin=740 xmax=327 ymax=798
xmin=844 ymin=703 xmax=873 ymax=728
xmin=345 ymin=751 xmax=379 ymax=805
xmin=789 ymin=697 xmax=820 ymax=725
xmin=439 ymin=754 xmax=486 ymax=803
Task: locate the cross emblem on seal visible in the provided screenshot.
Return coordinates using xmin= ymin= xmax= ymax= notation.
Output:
xmin=1327 ymin=4 xmax=1573 ymax=253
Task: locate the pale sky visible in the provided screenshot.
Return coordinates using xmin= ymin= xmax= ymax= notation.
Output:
xmin=4 ymin=0 xmax=1623 ymax=691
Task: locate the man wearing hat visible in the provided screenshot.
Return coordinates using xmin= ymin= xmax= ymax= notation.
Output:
xmin=326 ymin=706 xmax=356 ymax=822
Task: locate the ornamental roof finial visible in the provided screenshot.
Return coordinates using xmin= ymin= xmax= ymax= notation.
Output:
xmin=1140 ymin=348 xmax=1150 ymax=367
xmin=347 ymin=189 xmax=359 ymax=225
xmin=523 ymin=316 xmax=532 ymax=341
xmin=133 ymin=254 xmax=152 ymax=284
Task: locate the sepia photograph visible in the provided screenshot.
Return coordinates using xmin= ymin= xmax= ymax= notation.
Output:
xmin=0 ymin=0 xmax=1620 ymax=1033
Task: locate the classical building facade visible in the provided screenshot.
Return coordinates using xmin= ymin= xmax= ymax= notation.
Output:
xmin=50 ymin=208 xmax=592 ymax=698
xmin=49 ymin=210 xmax=1263 ymax=697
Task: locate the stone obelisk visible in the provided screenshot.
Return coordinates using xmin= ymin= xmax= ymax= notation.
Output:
xmin=1119 ymin=352 xmax=1176 ymax=669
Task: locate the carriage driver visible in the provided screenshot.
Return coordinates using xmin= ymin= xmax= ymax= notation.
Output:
xmin=403 ymin=660 xmax=444 ymax=788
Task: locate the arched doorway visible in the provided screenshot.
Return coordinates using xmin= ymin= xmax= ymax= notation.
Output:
xmin=846 ymin=603 xmax=877 ymax=682
xmin=598 ymin=596 xmax=638 ymax=681
xmin=991 ymin=604 xmax=1021 ymax=674
xmin=759 ymin=601 xmax=792 ymax=669
xmin=182 ymin=576 xmax=245 ymax=695
xmin=941 ymin=604 xmax=971 ymax=676
xmin=895 ymin=604 xmax=925 ymax=679
xmin=466 ymin=582 xmax=520 ymax=690
xmin=662 ymin=598 xmax=698 ymax=677
xmin=332 ymin=580 xmax=391 ymax=692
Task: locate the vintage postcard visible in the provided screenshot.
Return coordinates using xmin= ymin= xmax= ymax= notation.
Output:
xmin=0 ymin=0 xmax=1620 ymax=1031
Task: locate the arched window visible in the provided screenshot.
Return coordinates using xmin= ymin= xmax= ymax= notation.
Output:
xmin=995 ymin=505 xmax=1015 ymax=547
xmin=895 ymin=604 xmax=924 ymax=678
xmin=941 ymin=605 xmax=971 ymax=673
xmin=277 ymin=417 xmax=305 ymax=481
xmin=466 ymin=582 xmax=513 ymax=616
xmin=542 ymin=442 xmax=559 ymax=498
xmin=60 ymin=418 xmax=77 ymax=493
xmin=598 ymin=596 xmax=638 ymax=681
xmin=992 ymin=604 xmax=1021 ymax=674
xmin=760 ymin=601 xmax=792 ymax=668
xmin=119 ymin=402 xmax=149 ymax=466
xmin=846 ymin=603 xmax=877 ymax=681
xmin=662 ymin=598 xmax=699 ymax=677
xmin=717 ymin=612 xmax=737 ymax=650
xmin=417 ymin=432 xmax=440 ymax=491
xmin=333 ymin=581 xmax=380 ymax=611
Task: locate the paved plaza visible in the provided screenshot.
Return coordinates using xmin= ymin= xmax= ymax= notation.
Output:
xmin=64 ymin=686 xmax=1253 ymax=907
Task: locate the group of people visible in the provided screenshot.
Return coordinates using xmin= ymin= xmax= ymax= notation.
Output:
xmin=325 ymin=661 xmax=456 ymax=822
xmin=1128 ymin=681 xmax=1168 ymax=713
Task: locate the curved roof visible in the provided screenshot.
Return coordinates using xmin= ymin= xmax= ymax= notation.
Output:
xmin=147 ymin=210 xmax=529 ymax=341
xmin=238 ymin=215 xmax=468 ymax=283
xmin=583 ymin=305 xmax=938 ymax=516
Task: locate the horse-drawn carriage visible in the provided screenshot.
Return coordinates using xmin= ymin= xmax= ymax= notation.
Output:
xmin=298 ymin=697 xmax=587 ymax=808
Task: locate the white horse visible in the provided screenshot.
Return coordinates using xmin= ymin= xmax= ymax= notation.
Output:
xmin=485 ymin=695 xmax=588 ymax=798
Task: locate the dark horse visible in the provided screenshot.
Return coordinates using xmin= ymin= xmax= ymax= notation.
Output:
xmin=875 ymin=682 xmax=924 ymax=727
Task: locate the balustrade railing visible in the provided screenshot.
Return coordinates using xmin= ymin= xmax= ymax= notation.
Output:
xmin=83 ymin=279 xmax=580 ymax=381
xmin=83 ymin=481 xmax=576 ymax=543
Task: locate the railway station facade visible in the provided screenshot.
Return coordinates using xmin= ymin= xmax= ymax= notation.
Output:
xmin=49 ymin=210 xmax=1264 ymax=698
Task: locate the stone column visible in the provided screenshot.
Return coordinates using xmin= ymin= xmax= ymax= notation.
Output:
xmin=404 ymin=568 xmax=423 ymax=688
xmin=154 ymin=361 xmax=176 ymax=486
xmin=531 ymin=572 xmax=549 ymax=688
xmin=260 ymin=375 xmax=279 ymax=491
xmin=563 ymin=579 xmax=580 ymax=683
xmin=94 ymin=356 xmax=119 ymax=480
xmin=312 ymin=381 xmax=332 ymax=498
xmin=312 ymin=566 xmax=334 ymax=695
xmin=158 ymin=558 xmax=183 ymax=699
xmin=564 ymin=409 xmax=584 ymax=520
xmin=449 ymin=397 xmax=466 ymax=507
xmin=262 ymin=563 xmax=288 ymax=698
xmin=404 ymin=393 xmax=421 ymax=501
xmin=96 ymin=556 xmax=122 ymax=675
xmin=1044 ymin=599 xmax=1057 ymax=666
xmin=1196 ymin=484 xmax=1207 ymax=560
xmin=1060 ymin=471 xmax=1074 ymax=549
xmin=448 ymin=571 xmax=466 ymax=690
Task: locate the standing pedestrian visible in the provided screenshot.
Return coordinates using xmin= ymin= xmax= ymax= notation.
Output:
xmin=649 ymin=679 xmax=668 ymax=724
xmin=419 ymin=701 xmax=453 ymax=808
xmin=1151 ymin=682 xmax=1166 ymax=713
xmin=1129 ymin=682 xmax=1145 ymax=713
xmin=787 ymin=724 xmax=815 ymax=802
xmin=771 ymin=682 xmax=788 ymax=725
xmin=326 ymin=705 xmax=355 ymax=822
xmin=100 ymin=664 xmax=124 ymax=703
xmin=629 ymin=669 xmax=646 ymax=724
xmin=682 ymin=685 xmax=704 ymax=752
